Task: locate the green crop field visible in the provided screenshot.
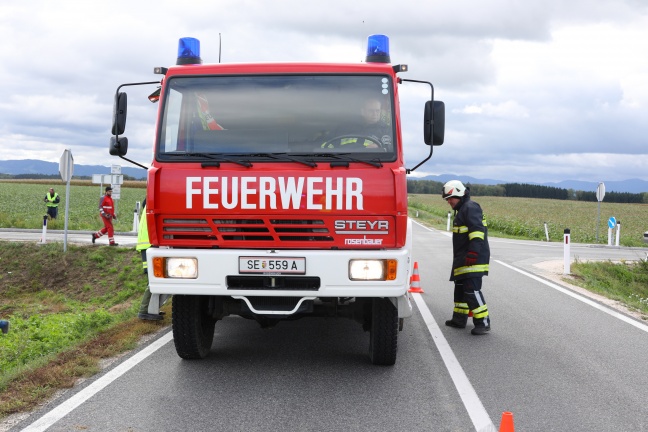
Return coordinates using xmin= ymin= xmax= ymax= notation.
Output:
xmin=0 ymin=180 xmax=146 ymax=232
xmin=409 ymin=194 xmax=648 ymax=247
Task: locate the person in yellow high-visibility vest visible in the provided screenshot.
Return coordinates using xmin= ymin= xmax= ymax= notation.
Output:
xmin=44 ymin=188 xmax=60 ymax=219
xmin=136 ymin=202 xmax=164 ymax=321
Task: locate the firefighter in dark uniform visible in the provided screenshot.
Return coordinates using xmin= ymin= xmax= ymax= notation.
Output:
xmin=442 ymin=180 xmax=491 ymax=335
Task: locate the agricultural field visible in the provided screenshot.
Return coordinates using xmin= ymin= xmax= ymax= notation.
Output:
xmin=0 ymin=180 xmax=146 ymax=231
xmin=409 ymin=194 xmax=648 ymax=247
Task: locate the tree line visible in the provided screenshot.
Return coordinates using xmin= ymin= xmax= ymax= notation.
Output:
xmin=407 ymin=180 xmax=648 ymax=204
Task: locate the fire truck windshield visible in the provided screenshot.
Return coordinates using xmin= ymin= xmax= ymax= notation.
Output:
xmin=158 ymin=75 xmax=396 ymax=162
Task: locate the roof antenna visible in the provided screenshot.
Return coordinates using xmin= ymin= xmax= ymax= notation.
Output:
xmin=219 ymin=33 xmax=222 ymax=63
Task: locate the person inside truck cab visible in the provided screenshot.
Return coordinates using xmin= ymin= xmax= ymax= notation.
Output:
xmin=321 ymin=97 xmax=392 ymax=151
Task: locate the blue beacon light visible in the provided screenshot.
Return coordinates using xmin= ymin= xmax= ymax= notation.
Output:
xmin=176 ymin=37 xmax=202 ymax=65
xmin=365 ymin=34 xmax=390 ymax=63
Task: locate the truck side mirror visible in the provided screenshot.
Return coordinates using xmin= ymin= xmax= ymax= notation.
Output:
xmin=111 ymin=92 xmax=128 ymax=135
xmin=109 ymin=136 xmax=129 ymax=156
xmin=424 ymin=100 xmax=445 ymax=146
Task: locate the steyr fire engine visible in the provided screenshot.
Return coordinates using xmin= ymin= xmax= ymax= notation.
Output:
xmin=110 ymin=35 xmax=445 ymax=365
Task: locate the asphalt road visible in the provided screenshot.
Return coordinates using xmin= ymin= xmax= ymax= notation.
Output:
xmin=4 ymin=223 xmax=648 ymax=432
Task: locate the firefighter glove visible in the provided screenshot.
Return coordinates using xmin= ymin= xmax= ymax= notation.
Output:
xmin=465 ymin=251 xmax=478 ymax=266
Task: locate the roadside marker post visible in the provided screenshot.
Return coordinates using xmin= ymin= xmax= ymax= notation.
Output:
xmin=40 ymin=215 xmax=47 ymax=244
xmin=563 ymin=228 xmax=570 ymax=275
xmin=615 ymin=221 xmax=621 ymax=247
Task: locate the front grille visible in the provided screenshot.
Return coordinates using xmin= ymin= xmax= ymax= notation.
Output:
xmin=157 ymin=215 xmax=395 ymax=248
xmin=161 ymin=217 xmax=333 ymax=245
xmin=227 ymin=276 xmax=320 ymax=291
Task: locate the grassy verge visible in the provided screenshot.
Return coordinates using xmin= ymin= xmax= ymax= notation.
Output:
xmin=0 ymin=242 xmax=169 ymax=420
xmin=570 ymin=259 xmax=648 ymax=316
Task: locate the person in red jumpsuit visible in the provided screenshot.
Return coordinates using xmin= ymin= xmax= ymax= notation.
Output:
xmin=92 ymin=186 xmax=118 ymax=246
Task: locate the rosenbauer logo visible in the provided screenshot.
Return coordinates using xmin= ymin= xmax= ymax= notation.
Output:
xmin=185 ymin=176 xmax=364 ymax=211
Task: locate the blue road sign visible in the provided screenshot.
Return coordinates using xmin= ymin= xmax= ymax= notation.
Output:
xmin=608 ymin=217 xmax=616 ymax=229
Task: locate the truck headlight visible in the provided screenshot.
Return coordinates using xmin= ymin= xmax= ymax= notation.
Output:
xmin=153 ymin=257 xmax=198 ymax=279
xmin=349 ymin=259 xmax=397 ymax=281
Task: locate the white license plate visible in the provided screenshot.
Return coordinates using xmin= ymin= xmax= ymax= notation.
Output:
xmin=239 ymin=256 xmax=306 ymax=274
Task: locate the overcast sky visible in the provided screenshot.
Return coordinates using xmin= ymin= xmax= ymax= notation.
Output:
xmin=1 ymin=0 xmax=647 ymax=183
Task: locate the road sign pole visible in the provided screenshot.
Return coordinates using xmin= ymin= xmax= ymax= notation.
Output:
xmin=63 ymin=179 xmax=71 ymax=252
xmin=59 ymin=149 xmax=74 ymax=253
xmin=596 ymin=201 xmax=601 ymax=242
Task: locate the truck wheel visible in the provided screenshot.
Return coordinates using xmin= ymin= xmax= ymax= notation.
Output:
xmin=172 ymin=295 xmax=216 ymax=359
xmin=368 ymin=297 xmax=398 ymax=366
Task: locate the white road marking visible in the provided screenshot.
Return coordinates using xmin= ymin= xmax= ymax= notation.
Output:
xmin=20 ymin=331 xmax=173 ymax=432
xmin=496 ymin=260 xmax=648 ymax=333
xmin=412 ymin=294 xmax=496 ymax=432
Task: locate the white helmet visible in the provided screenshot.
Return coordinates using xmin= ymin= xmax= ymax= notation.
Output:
xmin=442 ymin=180 xmax=466 ymax=200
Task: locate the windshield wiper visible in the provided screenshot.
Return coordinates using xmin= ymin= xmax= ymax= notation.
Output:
xmin=180 ymin=152 xmax=253 ymax=168
xmin=310 ymin=153 xmax=382 ymax=168
xmin=249 ymin=153 xmax=317 ymax=167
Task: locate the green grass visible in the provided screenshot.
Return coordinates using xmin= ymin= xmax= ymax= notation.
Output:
xmin=0 ymin=240 xmax=168 ymax=418
xmin=570 ymin=259 xmax=648 ymax=315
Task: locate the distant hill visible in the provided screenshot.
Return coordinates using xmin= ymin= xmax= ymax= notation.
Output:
xmin=0 ymin=159 xmax=147 ymax=180
xmin=417 ymin=174 xmax=648 ymax=194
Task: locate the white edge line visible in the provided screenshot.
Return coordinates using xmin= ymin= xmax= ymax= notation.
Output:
xmin=495 ymin=260 xmax=648 ymax=333
xmin=20 ymin=331 xmax=174 ymax=432
xmin=412 ymin=294 xmax=496 ymax=432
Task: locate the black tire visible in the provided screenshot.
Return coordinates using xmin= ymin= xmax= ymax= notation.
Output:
xmin=172 ymin=295 xmax=216 ymax=359
xmin=368 ymin=297 xmax=398 ymax=366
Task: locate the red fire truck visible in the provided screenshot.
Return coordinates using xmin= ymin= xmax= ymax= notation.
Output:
xmin=110 ymin=35 xmax=445 ymax=365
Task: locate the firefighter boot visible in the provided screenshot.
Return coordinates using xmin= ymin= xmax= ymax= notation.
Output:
xmin=465 ymin=291 xmax=490 ymax=335
xmin=445 ymin=302 xmax=469 ymax=328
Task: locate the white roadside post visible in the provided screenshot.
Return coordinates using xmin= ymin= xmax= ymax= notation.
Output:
xmin=544 ymin=222 xmax=549 ymax=242
xmin=596 ymin=182 xmax=605 ymax=242
xmin=133 ymin=201 xmax=141 ymax=233
xmin=615 ymin=220 xmax=621 ymax=247
xmin=563 ymin=228 xmax=571 ymax=275
xmin=40 ymin=215 xmax=48 ymax=244
xmin=446 ymin=211 xmax=452 ymax=231
xmin=59 ymin=149 xmax=74 ymax=252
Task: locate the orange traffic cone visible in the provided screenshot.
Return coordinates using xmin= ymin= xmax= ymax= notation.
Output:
xmin=499 ymin=411 xmax=514 ymax=432
xmin=408 ymin=262 xmax=424 ymax=293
